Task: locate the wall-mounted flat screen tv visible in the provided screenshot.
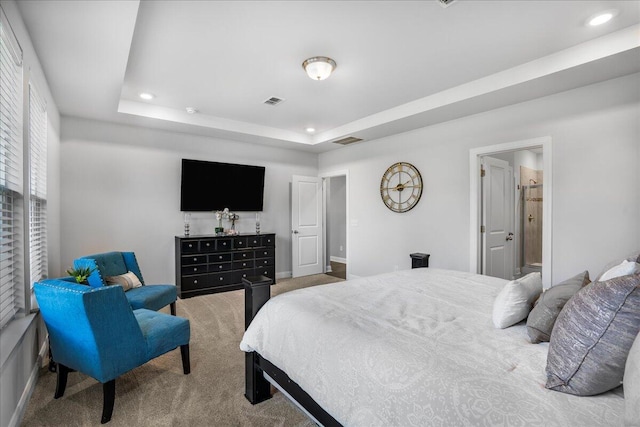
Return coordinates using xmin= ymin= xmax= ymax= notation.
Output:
xmin=180 ymin=159 xmax=265 ymax=212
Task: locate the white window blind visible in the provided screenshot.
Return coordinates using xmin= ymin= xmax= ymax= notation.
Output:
xmin=0 ymin=6 xmax=24 ymax=329
xmin=29 ymin=83 xmax=47 ymax=288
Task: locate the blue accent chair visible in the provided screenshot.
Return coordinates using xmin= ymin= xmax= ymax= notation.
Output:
xmin=74 ymin=251 xmax=177 ymax=315
xmin=34 ymin=278 xmax=190 ymax=424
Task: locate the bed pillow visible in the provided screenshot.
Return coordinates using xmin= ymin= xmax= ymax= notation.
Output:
xmin=492 ymin=272 xmax=542 ymax=329
xmin=105 ymin=271 xmax=142 ymax=291
xmin=545 ymin=272 xmax=640 ymax=396
xmin=526 ymin=270 xmax=590 ymax=343
xmin=626 ymin=331 xmax=640 ymax=427
xmin=598 ymin=259 xmax=640 ymax=282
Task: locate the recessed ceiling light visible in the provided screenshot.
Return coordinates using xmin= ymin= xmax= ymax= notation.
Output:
xmin=588 ymin=10 xmax=617 ymax=26
xmin=139 ymin=92 xmax=155 ymax=100
xmin=306 ymin=127 xmax=316 ymax=133
xmin=186 ymin=107 xmax=198 ymax=114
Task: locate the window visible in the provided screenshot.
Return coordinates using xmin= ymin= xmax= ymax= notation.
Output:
xmin=29 ymin=83 xmax=47 ymax=288
xmin=0 ymin=6 xmax=24 ymax=329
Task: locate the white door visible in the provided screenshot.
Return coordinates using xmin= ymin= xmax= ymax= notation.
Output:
xmin=291 ymin=175 xmax=323 ymax=278
xmin=482 ymin=157 xmax=514 ymax=280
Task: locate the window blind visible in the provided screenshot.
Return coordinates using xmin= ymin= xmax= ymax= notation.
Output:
xmin=0 ymin=6 xmax=24 ymax=329
xmin=29 ymin=83 xmax=47 ymax=288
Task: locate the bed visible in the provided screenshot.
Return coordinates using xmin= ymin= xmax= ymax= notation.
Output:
xmin=240 ymin=268 xmax=626 ymax=426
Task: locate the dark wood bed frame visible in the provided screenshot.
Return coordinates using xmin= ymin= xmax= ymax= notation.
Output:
xmin=243 ymin=276 xmax=342 ymax=427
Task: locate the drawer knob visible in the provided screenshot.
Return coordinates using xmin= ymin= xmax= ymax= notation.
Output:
xmin=194 ymin=267 xmax=198 ymax=271
xmin=219 ymin=255 xmax=223 ymax=259
xmin=219 ymin=277 xmax=223 ymax=281
xmin=188 ymin=244 xmax=193 ymax=248
xmin=193 ymin=257 xmax=197 ymax=261
xmin=194 ymin=280 xmax=198 ymax=284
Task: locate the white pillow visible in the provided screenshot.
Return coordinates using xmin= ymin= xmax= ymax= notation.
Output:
xmin=493 ymin=272 xmax=543 ymax=329
xmin=599 ymin=260 xmax=640 ymax=282
xmin=105 ymin=271 xmax=143 ymax=291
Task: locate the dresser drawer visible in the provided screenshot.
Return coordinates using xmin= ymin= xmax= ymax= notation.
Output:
xmin=210 ymin=272 xmax=232 ymax=286
xmin=181 ymin=240 xmax=199 ymax=254
xmin=233 ymin=259 xmax=254 ymax=270
xmin=209 ymin=252 xmax=232 ymax=263
xmin=182 ymin=255 xmax=207 ymax=265
xmin=232 ymin=269 xmax=254 ymax=284
xmin=182 ymin=264 xmax=207 ymax=275
xmin=215 ymin=239 xmax=232 ymax=252
xmin=233 ymin=237 xmax=248 ymax=249
xmin=181 ymin=274 xmax=209 ymax=291
xmin=261 ymin=235 xmax=276 ymax=247
xmin=254 ymin=248 xmax=275 ymax=259
xmin=255 ymin=257 xmax=274 ymax=267
xmin=209 ymin=262 xmax=232 ymax=273
xmin=254 ymin=266 xmax=275 ymax=279
xmin=232 ymin=250 xmax=254 ymax=261
xmin=247 ymin=236 xmax=261 ymax=247
xmin=199 ymin=239 xmax=217 ymax=253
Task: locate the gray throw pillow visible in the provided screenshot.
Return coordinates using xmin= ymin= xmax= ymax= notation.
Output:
xmin=626 ymin=332 xmax=640 ymax=426
xmin=526 ymin=271 xmax=590 ymax=343
xmin=545 ymin=272 xmax=640 ymax=396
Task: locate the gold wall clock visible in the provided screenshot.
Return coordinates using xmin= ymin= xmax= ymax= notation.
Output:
xmin=380 ymin=162 xmax=423 ymax=213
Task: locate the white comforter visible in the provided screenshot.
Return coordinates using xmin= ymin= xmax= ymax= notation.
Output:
xmin=240 ymin=268 xmax=624 ymax=426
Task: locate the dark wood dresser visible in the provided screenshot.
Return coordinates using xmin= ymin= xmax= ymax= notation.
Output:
xmin=175 ymin=233 xmax=275 ymax=298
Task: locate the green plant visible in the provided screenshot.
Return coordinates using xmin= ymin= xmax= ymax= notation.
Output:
xmin=66 ymin=266 xmax=95 ymax=285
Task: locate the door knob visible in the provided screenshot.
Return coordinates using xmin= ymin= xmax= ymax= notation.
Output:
xmin=506 ymin=232 xmax=514 ymax=241
xmin=292 ymin=230 xmax=299 ymax=234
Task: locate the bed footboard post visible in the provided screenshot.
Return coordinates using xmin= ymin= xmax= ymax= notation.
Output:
xmin=243 ymin=275 xmax=273 ymax=404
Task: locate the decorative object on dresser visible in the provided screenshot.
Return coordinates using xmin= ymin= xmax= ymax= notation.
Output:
xmin=175 ymin=233 xmax=275 ymax=298
xmin=410 ymin=252 xmax=430 ymax=268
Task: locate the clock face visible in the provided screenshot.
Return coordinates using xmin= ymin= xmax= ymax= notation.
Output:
xmin=380 ymin=162 xmax=423 ymax=213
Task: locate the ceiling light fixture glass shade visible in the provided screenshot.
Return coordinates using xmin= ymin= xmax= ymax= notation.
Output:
xmin=302 ymin=57 xmax=336 ymax=81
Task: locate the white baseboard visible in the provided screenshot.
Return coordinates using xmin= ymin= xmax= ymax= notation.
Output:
xmin=325 ymin=265 xmax=332 ymax=272
xmin=276 ymin=271 xmax=292 ymax=280
xmin=330 ymin=256 xmax=347 ymax=264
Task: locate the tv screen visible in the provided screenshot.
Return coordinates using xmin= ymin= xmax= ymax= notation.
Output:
xmin=180 ymin=159 xmax=265 ymax=212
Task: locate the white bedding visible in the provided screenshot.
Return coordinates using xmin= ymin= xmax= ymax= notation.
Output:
xmin=240 ymin=268 xmax=624 ymax=426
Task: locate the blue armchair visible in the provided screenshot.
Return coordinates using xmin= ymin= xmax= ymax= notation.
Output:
xmin=74 ymin=251 xmax=177 ymax=315
xmin=35 ymin=278 xmax=190 ymax=424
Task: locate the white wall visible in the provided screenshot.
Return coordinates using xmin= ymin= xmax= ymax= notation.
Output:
xmin=0 ymin=1 xmax=61 ymax=426
xmin=318 ymin=73 xmax=640 ymax=283
xmin=60 ymin=117 xmax=318 ymax=281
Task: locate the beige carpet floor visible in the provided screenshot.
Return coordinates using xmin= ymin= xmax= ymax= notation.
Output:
xmin=326 ymin=261 xmax=346 ymax=280
xmin=21 ymin=274 xmax=344 ymax=426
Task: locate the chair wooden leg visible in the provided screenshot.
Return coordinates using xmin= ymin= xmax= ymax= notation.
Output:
xmin=101 ymin=380 xmax=116 ymax=424
xmin=54 ymin=364 xmax=69 ymax=398
xmin=180 ymin=344 xmax=190 ymax=374
xmin=48 ymin=340 xmax=57 ymax=372
xmin=170 ymin=302 xmax=176 ymax=316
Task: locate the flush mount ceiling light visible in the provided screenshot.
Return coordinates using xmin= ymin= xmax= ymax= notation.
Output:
xmin=139 ymin=92 xmax=155 ymax=100
xmin=588 ymin=10 xmax=617 ymax=26
xmin=302 ymin=57 xmax=337 ymax=81
xmin=185 ymin=107 xmax=198 ymax=114
xmin=305 ymin=127 xmax=316 ymax=133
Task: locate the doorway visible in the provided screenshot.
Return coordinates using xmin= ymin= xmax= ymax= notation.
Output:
xmin=321 ymin=170 xmax=349 ymax=280
xmin=470 ymin=137 xmax=553 ymax=287
xmin=324 ymin=175 xmax=347 ymax=279
xmin=291 ymin=171 xmax=349 ymax=280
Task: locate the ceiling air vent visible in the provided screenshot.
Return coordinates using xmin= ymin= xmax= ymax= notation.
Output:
xmin=332 ymin=136 xmax=363 ymax=146
xmin=263 ymin=96 xmax=285 ymax=106
xmin=437 ymin=0 xmax=456 ymax=8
